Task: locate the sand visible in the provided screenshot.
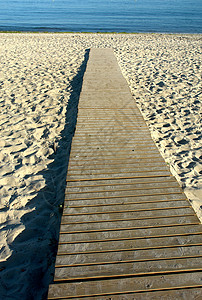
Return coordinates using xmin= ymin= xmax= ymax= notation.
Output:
xmin=0 ymin=33 xmax=201 ymax=299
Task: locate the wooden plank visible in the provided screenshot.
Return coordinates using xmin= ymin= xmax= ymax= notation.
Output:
xmin=70 ymin=144 xmax=158 ymax=151
xmin=66 ymin=199 xmax=186 ymax=209
xmin=54 ymin=269 xmax=202 ymax=285
xmin=65 ymin=187 xmax=182 ymax=199
xmin=63 ymin=206 xmax=193 ymax=223
xmin=61 ymin=207 xmax=194 ymax=222
xmin=58 ymin=229 xmax=202 ymax=246
xmin=63 ymin=200 xmax=190 ymax=213
xmin=59 ymin=216 xmax=199 ymax=233
xmin=62 ymin=206 xmax=195 ymax=223
xmin=65 ymin=185 xmax=181 ymax=195
xmin=60 ymin=223 xmax=199 ymax=237
xmin=48 ymin=288 xmax=202 ymax=300
xmin=66 ymin=176 xmax=177 ymax=187
xmin=73 ymin=125 xmax=149 ymax=131
xmin=48 ymin=271 xmax=202 ymax=299
xmin=73 ymin=131 xmax=151 ymax=137
xmin=72 ymin=132 xmax=151 ymax=138
xmin=67 ymin=165 xmax=169 ymax=174
xmin=55 ymin=254 xmax=202 ymax=268
xmin=67 ymin=172 xmax=171 ymax=182
xmin=68 ymin=157 xmax=166 ymax=168
xmin=57 ymin=245 xmax=202 ymax=260
xmin=66 ymin=182 xmax=179 ymax=193
xmin=58 ymin=232 xmax=202 ymax=254
xmin=54 ymin=258 xmax=202 ymax=281
xmin=64 ymin=195 xmax=187 ymax=205
xmin=69 ymin=149 xmax=161 ymax=156
xmin=58 ymin=224 xmax=202 ymax=244
xmin=62 ymin=210 xmax=195 ymax=228
xmin=67 ymin=156 xmax=167 ymax=164
xmin=67 ymin=162 xmax=170 ymax=173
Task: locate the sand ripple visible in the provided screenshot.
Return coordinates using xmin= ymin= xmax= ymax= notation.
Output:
xmin=0 ymin=33 xmax=201 ymax=299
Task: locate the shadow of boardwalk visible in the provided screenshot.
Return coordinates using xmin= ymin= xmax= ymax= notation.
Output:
xmin=0 ymin=49 xmax=90 ymax=300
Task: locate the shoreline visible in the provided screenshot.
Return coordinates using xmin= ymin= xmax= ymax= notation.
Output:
xmin=0 ymin=31 xmax=201 ymax=35
xmin=0 ymin=32 xmax=201 ymax=298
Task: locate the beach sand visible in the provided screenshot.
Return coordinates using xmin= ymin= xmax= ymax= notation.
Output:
xmin=0 ymin=33 xmax=201 ymax=299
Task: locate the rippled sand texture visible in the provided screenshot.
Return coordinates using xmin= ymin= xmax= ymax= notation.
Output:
xmin=0 ymin=33 xmax=201 ymax=298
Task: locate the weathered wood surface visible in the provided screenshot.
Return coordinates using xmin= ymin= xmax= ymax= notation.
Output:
xmin=48 ymin=49 xmax=202 ymax=299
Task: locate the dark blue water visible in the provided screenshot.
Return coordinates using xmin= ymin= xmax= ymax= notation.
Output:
xmin=0 ymin=0 xmax=202 ymax=33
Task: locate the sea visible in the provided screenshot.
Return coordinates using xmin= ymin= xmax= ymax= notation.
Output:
xmin=0 ymin=0 xmax=202 ymax=34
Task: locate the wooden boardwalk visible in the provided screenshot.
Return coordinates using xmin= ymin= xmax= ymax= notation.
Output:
xmin=48 ymin=49 xmax=202 ymax=299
